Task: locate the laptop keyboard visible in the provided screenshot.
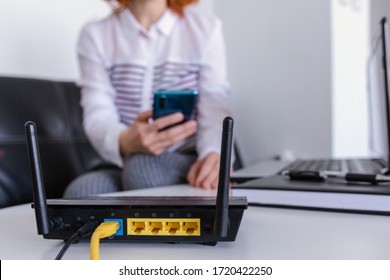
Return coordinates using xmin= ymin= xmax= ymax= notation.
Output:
xmin=282 ymin=159 xmax=387 ymax=174
xmin=285 ymin=159 xmax=340 ymax=172
xmin=346 ymin=159 xmax=387 ymax=173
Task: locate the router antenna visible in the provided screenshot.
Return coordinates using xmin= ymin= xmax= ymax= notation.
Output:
xmin=25 ymin=121 xmax=51 ymax=235
xmin=214 ymin=116 xmax=234 ymax=238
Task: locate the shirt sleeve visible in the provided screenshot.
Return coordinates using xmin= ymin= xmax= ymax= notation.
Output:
xmin=197 ymin=19 xmax=234 ymax=160
xmin=77 ymin=24 xmax=127 ymax=167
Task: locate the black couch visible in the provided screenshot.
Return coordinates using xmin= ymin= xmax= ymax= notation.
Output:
xmin=0 ymin=76 xmax=107 ymax=208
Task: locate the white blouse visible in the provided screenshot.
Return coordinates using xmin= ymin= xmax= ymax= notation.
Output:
xmin=77 ymin=7 xmax=231 ymax=167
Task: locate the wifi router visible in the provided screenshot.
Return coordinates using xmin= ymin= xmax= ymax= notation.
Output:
xmin=26 ymin=117 xmax=247 ymax=245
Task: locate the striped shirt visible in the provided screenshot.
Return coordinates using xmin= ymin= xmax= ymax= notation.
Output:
xmin=77 ymin=7 xmax=231 ymax=167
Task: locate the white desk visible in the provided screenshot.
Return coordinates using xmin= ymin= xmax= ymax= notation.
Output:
xmin=1 ymin=185 xmax=390 ymax=260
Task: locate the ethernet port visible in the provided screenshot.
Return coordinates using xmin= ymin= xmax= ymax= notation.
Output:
xmin=165 ymin=222 xmax=180 ymax=235
xmin=130 ymin=221 xmax=145 ymax=234
xmin=149 ymin=222 xmax=163 ymax=235
xmin=182 ymin=222 xmax=198 ymax=235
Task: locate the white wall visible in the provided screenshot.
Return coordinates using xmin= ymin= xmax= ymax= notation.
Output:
xmin=0 ymin=0 xmax=111 ymax=80
xmin=370 ymin=0 xmax=390 ymax=37
xmin=0 ymin=0 xmax=212 ymax=81
xmin=214 ymin=0 xmax=332 ymax=165
xmin=331 ymin=0 xmax=370 ymax=158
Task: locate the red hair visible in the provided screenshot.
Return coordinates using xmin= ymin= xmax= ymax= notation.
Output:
xmin=106 ymin=0 xmax=198 ymax=16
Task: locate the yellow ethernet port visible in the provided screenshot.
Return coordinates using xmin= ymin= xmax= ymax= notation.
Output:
xmin=166 ymin=222 xmax=180 ymax=235
xmin=149 ymin=221 xmax=163 ymax=235
xmin=130 ymin=221 xmax=145 ymax=234
xmin=183 ymin=222 xmax=198 ymax=235
xmin=127 ymin=218 xmax=200 ymax=236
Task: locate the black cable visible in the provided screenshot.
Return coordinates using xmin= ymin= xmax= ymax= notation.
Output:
xmin=55 ymin=221 xmax=98 ymax=260
xmin=55 ymin=233 xmax=80 ymax=260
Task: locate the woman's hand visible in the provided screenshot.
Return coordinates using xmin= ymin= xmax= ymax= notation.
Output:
xmin=187 ymin=152 xmax=222 ymax=189
xmin=119 ymin=109 xmax=197 ymax=156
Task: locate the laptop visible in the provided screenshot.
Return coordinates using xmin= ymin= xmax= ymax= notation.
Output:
xmin=233 ymin=17 xmax=390 ymax=181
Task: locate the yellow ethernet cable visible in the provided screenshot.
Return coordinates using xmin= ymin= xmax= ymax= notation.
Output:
xmin=90 ymin=221 xmax=119 ymax=260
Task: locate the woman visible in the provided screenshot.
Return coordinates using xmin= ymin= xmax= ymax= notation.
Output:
xmin=64 ymin=0 xmax=231 ymax=198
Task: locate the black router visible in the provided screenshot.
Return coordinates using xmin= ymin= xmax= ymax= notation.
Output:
xmin=25 ymin=117 xmax=247 ymax=245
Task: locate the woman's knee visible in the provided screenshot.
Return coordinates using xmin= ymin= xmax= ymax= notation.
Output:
xmin=63 ymin=169 xmax=121 ymax=198
xmin=121 ymin=153 xmax=196 ymax=190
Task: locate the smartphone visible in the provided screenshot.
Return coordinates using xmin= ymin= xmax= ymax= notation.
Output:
xmin=152 ymin=89 xmax=198 ymax=125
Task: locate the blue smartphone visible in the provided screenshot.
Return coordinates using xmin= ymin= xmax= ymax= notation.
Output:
xmin=152 ymin=89 xmax=198 ymax=125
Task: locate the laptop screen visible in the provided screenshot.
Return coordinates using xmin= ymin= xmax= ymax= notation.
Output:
xmin=368 ymin=17 xmax=390 ymax=167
